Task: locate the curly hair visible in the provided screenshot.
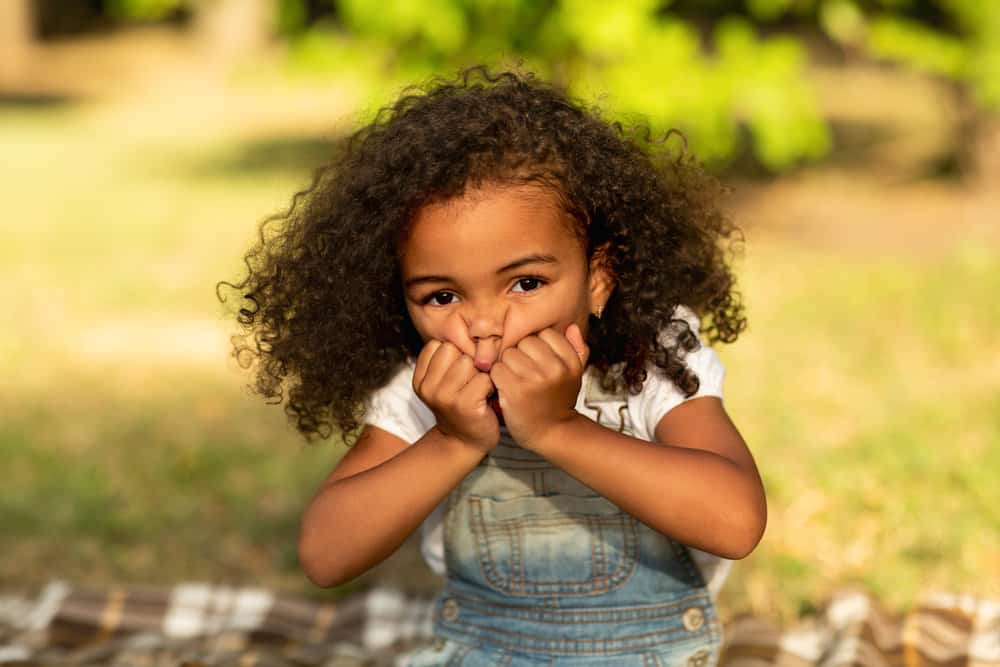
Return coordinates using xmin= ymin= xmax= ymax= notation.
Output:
xmin=216 ymin=65 xmax=747 ymax=445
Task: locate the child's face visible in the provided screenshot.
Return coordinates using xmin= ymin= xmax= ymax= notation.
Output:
xmin=400 ymin=182 xmax=615 ymax=372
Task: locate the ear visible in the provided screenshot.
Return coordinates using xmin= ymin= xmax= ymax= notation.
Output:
xmin=588 ymin=241 xmax=616 ymax=313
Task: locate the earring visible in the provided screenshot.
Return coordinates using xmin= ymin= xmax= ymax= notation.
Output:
xmin=594 ymin=304 xmax=604 ymax=319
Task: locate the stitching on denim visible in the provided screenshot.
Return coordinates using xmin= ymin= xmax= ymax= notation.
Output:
xmin=665 ymin=541 xmax=720 ymax=647
xmin=469 ymin=504 xmax=639 ymax=595
xmin=510 ymin=519 xmax=523 ymax=594
xmin=485 ymin=456 xmax=553 ymax=471
xmin=706 ymin=610 xmax=723 ymax=648
xmin=438 ymin=619 xmax=712 ymax=654
xmin=447 ymin=590 xmax=707 ymax=624
xmin=591 ymin=514 xmax=605 ymax=582
xmin=443 ymin=486 xmax=460 ymax=571
xmin=668 ymin=539 xmax=705 ymax=588
xmin=470 ymin=497 xmax=505 ymax=594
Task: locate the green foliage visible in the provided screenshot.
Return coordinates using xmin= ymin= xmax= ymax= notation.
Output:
xmin=104 ymin=0 xmax=1000 ymax=168
xmin=817 ymin=0 xmax=1000 ymax=111
xmin=340 ymin=0 xmax=467 ymax=55
xmin=104 ymin=0 xmax=186 ymax=21
xmin=939 ymin=0 xmax=1000 ymax=108
xmin=275 ymin=0 xmax=310 ymax=37
xmin=866 ymin=15 xmax=967 ymax=77
xmin=282 ymin=1 xmax=832 ymax=171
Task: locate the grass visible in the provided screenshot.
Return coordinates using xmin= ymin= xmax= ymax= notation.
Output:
xmin=716 ymin=237 xmax=1000 ymax=619
xmin=2 ymin=84 xmax=997 ymax=625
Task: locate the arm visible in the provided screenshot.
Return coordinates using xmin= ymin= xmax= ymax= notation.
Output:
xmin=298 ymin=424 xmax=485 ymax=588
xmin=529 ymin=396 xmax=767 ymax=560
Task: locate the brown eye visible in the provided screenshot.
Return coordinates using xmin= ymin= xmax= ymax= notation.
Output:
xmin=423 ymin=291 xmax=456 ymax=306
xmin=512 ymin=277 xmax=546 ymax=293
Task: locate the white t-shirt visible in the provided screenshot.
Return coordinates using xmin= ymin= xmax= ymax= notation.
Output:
xmin=364 ymin=305 xmax=734 ymax=598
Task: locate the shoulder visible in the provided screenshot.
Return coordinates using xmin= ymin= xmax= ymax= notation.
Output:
xmin=656 ymin=303 xmax=703 ymax=347
xmin=364 ymin=358 xmax=416 ymax=404
xmin=626 ymin=305 xmax=726 ymax=440
xmin=645 ymin=304 xmax=726 ymax=393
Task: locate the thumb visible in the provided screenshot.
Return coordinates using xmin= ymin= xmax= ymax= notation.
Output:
xmin=565 ymin=323 xmax=589 ymax=367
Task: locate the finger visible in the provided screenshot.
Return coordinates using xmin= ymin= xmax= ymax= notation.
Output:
xmin=565 ymin=323 xmax=588 ymax=362
xmin=413 ymin=339 xmax=443 ymax=389
xmin=441 ymin=311 xmax=477 ymax=359
xmin=422 ymin=341 xmax=463 ymax=394
xmin=439 ymin=352 xmax=477 ymax=396
xmin=498 ymin=346 xmax=537 ymax=380
xmin=462 ymin=372 xmax=495 ymax=415
xmin=514 ymin=334 xmax=555 ymax=369
xmin=516 ymin=332 xmax=570 ymax=380
xmin=536 ymin=327 xmax=585 ymax=374
xmin=488 ymin=361 xmax=517 ymax=400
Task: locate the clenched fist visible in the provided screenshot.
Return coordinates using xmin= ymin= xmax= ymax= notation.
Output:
xmin=413 ymin=339 xmax=500 ymax=454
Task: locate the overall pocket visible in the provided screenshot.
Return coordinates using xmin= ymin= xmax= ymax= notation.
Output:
xmin=467 ymin=493 xmax=638 ymax=597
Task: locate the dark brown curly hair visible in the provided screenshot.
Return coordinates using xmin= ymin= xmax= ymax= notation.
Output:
xmin=216 ymin=65 xmax=747 ymax=445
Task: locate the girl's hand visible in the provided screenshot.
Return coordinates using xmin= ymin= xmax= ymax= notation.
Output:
xmin=413 ymin=339 xmax=499 ymax=454
xmin=489 ymin=323 xmax=589 ymax=451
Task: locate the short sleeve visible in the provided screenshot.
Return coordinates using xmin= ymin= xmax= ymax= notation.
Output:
xmin=629 ymin=305 xmax=726 ymax=441
xmin=364 ymin=361 xmax=435 ymax=444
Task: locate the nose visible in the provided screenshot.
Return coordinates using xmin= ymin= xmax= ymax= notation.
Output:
xmin=463 ymin=303 xmax=506 ymax=371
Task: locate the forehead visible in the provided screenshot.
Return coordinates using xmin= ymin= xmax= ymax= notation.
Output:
xmin=401 ymin=183 xmax=583 ymax=273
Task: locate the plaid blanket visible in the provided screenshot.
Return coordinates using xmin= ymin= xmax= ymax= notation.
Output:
xmin=1 ymin=581 xmax=998 ymax=666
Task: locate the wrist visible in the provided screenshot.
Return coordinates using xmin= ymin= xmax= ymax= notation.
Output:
xmin=523 ymin=410 xmax=589 ymax=455
xmin=430 ymin=425 xmax=491 ymax=463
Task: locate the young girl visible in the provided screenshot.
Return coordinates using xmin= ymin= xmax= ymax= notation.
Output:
xmin=219 ymin=66 xmax=766 ymax=666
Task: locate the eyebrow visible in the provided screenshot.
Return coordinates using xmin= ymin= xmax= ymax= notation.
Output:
xmin=404 ymin=253 xmax=559 ymax=289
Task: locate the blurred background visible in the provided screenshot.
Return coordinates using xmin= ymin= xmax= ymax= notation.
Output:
xmin=2 ymin=0 xmax=998 ymax=626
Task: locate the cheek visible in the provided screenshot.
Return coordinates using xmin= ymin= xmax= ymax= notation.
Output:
xmin=405 ymin=303 xmax=434 ymax=341
xmin=406 ymin=307 xmax=477 ymax=356
xmin=500 ymin=307 xmax=567 ymax=351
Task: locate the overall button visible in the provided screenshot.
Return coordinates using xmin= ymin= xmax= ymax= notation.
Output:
xmin=682 ymin=606 xmax=705 ymax=631
xmin=441 ymin=598 xmax=460 ymax=621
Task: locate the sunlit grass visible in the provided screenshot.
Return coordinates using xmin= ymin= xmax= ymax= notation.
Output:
xmin=718 ymin=235 xmax=1000 ymax=621
xmin=2 ymin=94 xmax=997 ymax=623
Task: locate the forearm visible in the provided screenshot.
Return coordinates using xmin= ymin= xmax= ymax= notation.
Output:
xmin=532 ymin=413 xmax=766 ymax=559
xmin=299 ymin=427 xmax=485 ymax=587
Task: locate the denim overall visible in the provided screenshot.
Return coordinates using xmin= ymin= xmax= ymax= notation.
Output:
xmin=404 ymin=370 xmax=723 ymax=667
